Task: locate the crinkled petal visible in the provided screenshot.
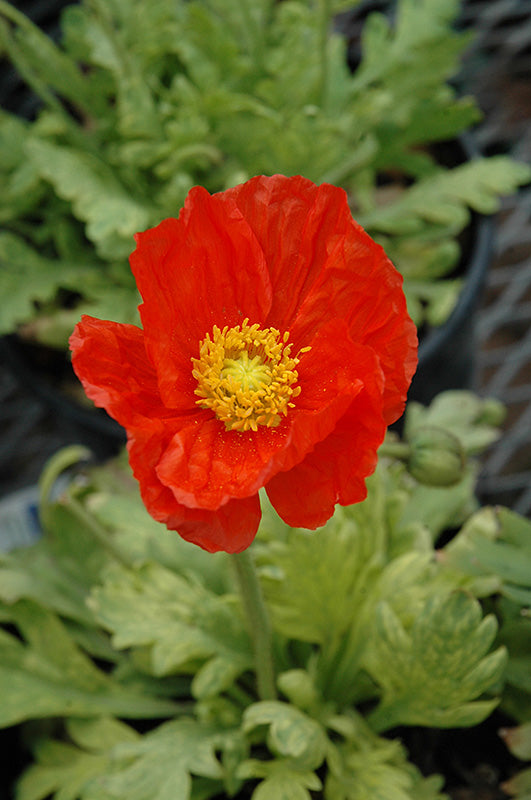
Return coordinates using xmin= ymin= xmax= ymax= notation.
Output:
xmin=130 ymin=186 xmax=273 ymax=408
xmin=289 ymin=222 xmax=418 ymax=423
xmin=224 ymin=175 xmax=353 ymax=332
xmin=128 ymin=428 xmax=261 ymax=553
xmin=153 ymin=320 xmax=373 ymax=510
xmin=155 ymin=415 xmax=291 ymax=510
xmin=224 ymin=174 xmax=417 ymax=424
xmin=69 ymin=315 xmax=168 ymax=427
xmin=266 ymin=349 xmax=387 ymax=529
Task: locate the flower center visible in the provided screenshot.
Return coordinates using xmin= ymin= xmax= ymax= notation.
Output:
xmin=192 ymin=318 xmax=309 ymax=432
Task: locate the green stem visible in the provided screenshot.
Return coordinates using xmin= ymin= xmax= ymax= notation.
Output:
xmin=231 ymin=549 xmax=277 ymax=700
xmin=378 ymin=440 xmax=411 ymax=461
xmin=64 ymin=495 xmax=135 ymax=570
xmin=316 ymin=0 xmax=331 ymax=108
xmin=38 ymin=445 xmax=134 ymax=568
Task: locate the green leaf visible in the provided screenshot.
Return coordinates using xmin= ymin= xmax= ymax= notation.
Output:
xmin=25 ymin=139 xmax=153 ymax=258
xmin=442 ymin=507 xmax=531 ymax=602
xmin=17 ymin=717 xmax=139 ymax=800
xmin=0 ymin=232 xmax=96 ymax=333
xmin=397 ymin=465 xmax=479 ymax=541
xmin=404 ymin=391 xmax=504 ymax=455
xmin=502 ymin=767 xmax=531 ymax=800
xmin=237 ymin=759 xmax=322 ymax=800
xmin=78 ymin=5 xmax=163 ymax=138
xmin=365 ymin=592 xmax=507 ymax=731
xmin=83 ymin=479 xmax=229 ymax=591
xmin=82 ymin=718 xmax=225 ymax=800
xmin=0 ymin=2 xmax=104 ymax=116
xmin=404 ymin=278 xmax=462 ymax=328
xmin=494 ymin=598 xmax=531 ymax=721
xmin=0 ymin=600 xmax=180 ymax=727
xmin=252 ymin=774 xmax=317 ymax=800
xmin=500 ymin=720 xmax=531 ymax=761
xmin=261 ymin=519 xmax=381 ymax=646
xmin=0 ymin=542 xmax=98 ymax=627
xmin=324 ymin=713 xmax=447 ymax=800
xmin=362 ymin=157 xmax=531 ymax=236
xmin=89 ymin=561 xmax=252 ymax=689
xmin=243 ymin=701 xmax=327 ymax=771
xmin=0 ymin=490 xmax=109 ymax=626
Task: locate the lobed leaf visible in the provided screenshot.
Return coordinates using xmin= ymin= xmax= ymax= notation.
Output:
xmin=25 ymin=140 xmax=154 ymax=258
xmin=260 ymin=510 xmax=382 ymax=647
xmin=0 ymin=232 xmax=97 ymax=333
xmin=442 ymin=507 xmax=531 ymax=603
xmin=362 ymin=157 xmax=531 ymax=236
xmin=16 ymin=717 xmax=139 ymax=800
xmin=237 ymin=759 xmax=322 ymax=800
xmin=324 ymin=712 xmax=447 ymax=800
xmin=243 ymin=701 xmax=327 ymax=771
xmin=82 ymin=718 xmax=226 ymax=800
xmin=0 ymin=600 xmax=180 ymax=727
xmin=365 ymin=592 xmax=507 ymax=731
xmin=89 ymin=561 xmax=252 ymax=691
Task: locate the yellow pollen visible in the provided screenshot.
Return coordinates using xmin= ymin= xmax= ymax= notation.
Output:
xmin=192 ymin=318 xmax=310 ymax=432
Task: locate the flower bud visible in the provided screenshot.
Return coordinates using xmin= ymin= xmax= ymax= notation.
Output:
xmin=476 ymin=398 xmax=506 ymax=427
xmin=407 ymin=426 xmax=465 ymax=487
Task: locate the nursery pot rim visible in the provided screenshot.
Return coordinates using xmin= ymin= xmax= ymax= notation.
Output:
xmin=416 ymin=132 xmax=495 ymax=369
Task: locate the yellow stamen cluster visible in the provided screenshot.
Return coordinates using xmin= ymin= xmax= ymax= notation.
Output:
xmin=192 ymin=318 xmax=309 ymax=432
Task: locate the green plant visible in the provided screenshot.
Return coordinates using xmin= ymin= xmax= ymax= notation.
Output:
xmin=0 ymin=0 xmax=529 ymax=347
xmin=1 ymin=391 xmax=530 ymax=799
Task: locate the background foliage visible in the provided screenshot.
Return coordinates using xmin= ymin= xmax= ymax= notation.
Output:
xmin=0 ymin=0 xmax=529 ymax=346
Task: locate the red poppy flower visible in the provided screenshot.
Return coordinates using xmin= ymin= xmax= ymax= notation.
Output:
xmin=70 ymin=175 xmax=417 ymax=553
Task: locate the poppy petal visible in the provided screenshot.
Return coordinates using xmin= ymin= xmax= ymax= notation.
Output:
xmin=289 ymin=219 xmax=417 ymax=423
xmin=225 ymin=174 xmax=417 ymax=424
xmin=128 ymin=428 xmax=261 ymax=553
xmin=69 ymin=315 xmax=168 ymax=427
xmin=225 ymin=174 xmax=354 ymax=332
xmin=154 ymin=320 xmax=376 ymax=510
xmin=266 ymin=381 xmax=386 ymax=529
xmin=129 ymin=187 xmax=273 ymax=408
xmin=70 ymin=175 xmax=418 ymax=553
xmin=154 ymin=415 xmax=290 ymax=510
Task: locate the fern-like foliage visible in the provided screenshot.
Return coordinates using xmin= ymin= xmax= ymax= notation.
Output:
xmin=0 ymin=391 xmax=528 ymax=799
xmin=0 ymin=0 xmax=529 ymax=343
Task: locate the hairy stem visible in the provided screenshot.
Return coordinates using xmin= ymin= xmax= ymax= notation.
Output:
xmin=232 ymin=548 xmax=277 ymax=700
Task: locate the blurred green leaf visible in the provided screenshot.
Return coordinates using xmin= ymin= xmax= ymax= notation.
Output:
xmin=404 ymin=391 xmax=504 ymax=455
xmin=82 ymin=718 xmax=225 ymax=800
xmin=0 ymin=232 xmax=96 ymax=333
xmin=0 ymin=600 xmax=180 ymax=726
xmin=237 ymin=758 xmax=322 ymax=800
xmin=26 ymin=140 xmax=153 ymax=258
xmin=243 ymin=701 xmax=327 ymax=771
xmin=17 ymin=717 xmax=139 ymax=800
xmin=324 ymin=712 xmax=447 ymax=800
xmin=442 ymin=507 xmax=531 ymax=604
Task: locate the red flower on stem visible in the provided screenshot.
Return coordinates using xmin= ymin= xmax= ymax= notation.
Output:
xmin=70 ymin=175 xmax=417 ymax=553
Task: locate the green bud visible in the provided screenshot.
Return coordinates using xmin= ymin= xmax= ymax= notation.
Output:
xmin=476 ymin=397 xmax=506 ymax=427
xmin=407 ymin=426 xmax=465 ymax=487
